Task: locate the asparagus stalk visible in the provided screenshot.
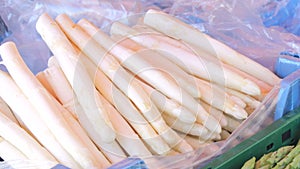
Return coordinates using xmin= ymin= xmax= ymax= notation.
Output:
xmin=137 ymin=77 xmax=196 ymax=124
xmin=195 ymin=78 xmax=248 ymax=119
xmin=61 ymin=15 xmax=220 ymax=134
xmin=0 ymin=97 xmax=19 ymax=125
xmin=285 ymin=153 xmax=300 ymax=169
xmin=80 ymin=54 xmax=171 ymax=155
xmin=229 ymin=95 xmax=247 ymax=108
xmin=268 ymin=146 xmax=294 ymax=165
xmin=55 ymin=15 xmax=199 ymax=153
xmin=72 ymin=16 xmax=201 ymax=100
xmin=0 ymin=41 xmax=107 ymax=169
xmin=177 ymin=133 xmax=212 ymax=149
xmin=223 ymin=63 xmax=273 ymax=95
xmin=199 ymin=100 xmax=228 ymax=127
xmin=223 ymin=115 xmax=242 ymax=133
xmin=40 ymin=65 xmax=79 ymax=119
xmin=52 ymin=97 xmax=112 ymax=168
xmin=0 ymin=137 xmax=55 ymax=169
xmin=226 ymin=88 xmax=261 ymax=110
xmin=162 ymin=114 xmax=216 ymax=140
xmin=241 ymin=157 xmax=256 ymax=169
xmin=36 ymin=71 xmax=57 ymax=99
xmin=255 ymin=152 xmax=272 ymax=168
xmin=0 ymin=107 xmax=56 ymax=164
xmin=97 ymin=92 xmax=152 ymax=157
xmin=0 ymin=136 xmax=28 ymax=162
xmin=44 ymin=58 xmax=127 ymax=163
xmin=143 ymin=9 xmax=280 ymax=86
xmin=35 ymin=13 xmax=116 ymax=144
xmin=44 ymin=57 xmax=127 ymax=162
xmin=78 ymin=19 xmax=201 ymax=98
xmin=110 ymin=21 xmax=261 ymax=97
xmin=0 ymin=70 xmax=80 ymax=168
xmin=273 ymin=145 xmax=300 ymax=169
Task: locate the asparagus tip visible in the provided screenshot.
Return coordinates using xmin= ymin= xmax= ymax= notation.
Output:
xmin=241 ymin=79 xmax=261 ymax=96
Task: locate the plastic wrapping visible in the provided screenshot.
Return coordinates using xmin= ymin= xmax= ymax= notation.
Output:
xmin=0 ymin=0 xmax=299 ymax=168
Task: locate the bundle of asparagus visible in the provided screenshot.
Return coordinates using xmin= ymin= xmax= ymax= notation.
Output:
xmin=0 ymin=9 xmax=280 ymax=168
xmin=241 ymin=140 xmax=300 ymax=169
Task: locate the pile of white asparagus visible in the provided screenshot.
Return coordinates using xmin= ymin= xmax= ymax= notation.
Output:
xmin=0 ymin=9 xmax=280 ymax=169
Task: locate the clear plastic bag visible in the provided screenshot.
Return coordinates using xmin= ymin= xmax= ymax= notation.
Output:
xmin=0 ymin=0 xmax=299 ymax=168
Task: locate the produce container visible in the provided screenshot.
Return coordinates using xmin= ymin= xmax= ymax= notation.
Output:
xmin=203 ymin=104 xmax=300 ymax=169
xmin=0 ymin=0 xmax=300 ymax=169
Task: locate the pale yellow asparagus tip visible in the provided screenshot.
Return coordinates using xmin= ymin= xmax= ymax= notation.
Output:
xmin=241 ymin=79 xmax=261 ymax=96
xmin=230 ymin=95 xmax=247 ymax=108
xmin=225 ymin=104 xmax=248 ymax=120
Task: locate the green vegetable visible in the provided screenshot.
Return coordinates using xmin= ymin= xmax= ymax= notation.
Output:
xmin=284 ymin=153 xmax=300 ymax=169
xmin=273 ymin=145 xmax=300 ymax=169
xmin=256 ymin=153 xmax=272 ymax=168
xmin=241 ymin=157 xmax=256 ymax=169
xmin=267 ymin=146 xmax=294 ymax=166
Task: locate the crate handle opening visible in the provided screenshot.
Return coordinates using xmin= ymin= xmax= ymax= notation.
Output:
xmin=281 ymin=129 xmax=291 ymax=143
xmin=266 ymin=143 xmax=274 ymax=151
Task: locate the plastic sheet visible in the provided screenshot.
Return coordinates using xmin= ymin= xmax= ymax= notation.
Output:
xmin=0 ymin=0 xmax=300 ymax=168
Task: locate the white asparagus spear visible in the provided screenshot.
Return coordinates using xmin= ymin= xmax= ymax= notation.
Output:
xmin=138 ymin=78 xmax=196 ymax=124
xmin=0 ymin=42 xmax=107 ymax=169
xmin=177 ymin=133 xmax=212 ymax=149
xmin=111 ymin=33 xmax=245 ymax=112
xmin=196 ymin=78 xmax=248 ymax=120
xmin=79 ymin=19 xmax=201 ymax=99
xmin=44 ymin=64 xmax=151 ymax=159
xmin=0 ymin=136 xmax=28 ymax=162
xmin=226 ymin=88 xmax=261 ymax=109
xmin=67 ymin=16 xmax=220 ymax=134
xmin=36 ymin=13 xmax=116 ymax=144
xmin=0 ymin=137 xmax=50 ymax=169
xmin=163 ymin=114 xmax=219 ymax=140
xmin=229 ymin=95 xmax=247 ymax=108
xmin=52 ymin=98 xmax=112 ymax=167
xmin=36 ymin=71 xmax=57 ymax=99
xmin=81 ymin=55 xmax=171 ymax=155
xmin=37 ymin=16 xmax=126 ymax=163
xmin=199 ymin=100 xmax=228 ymax=128
xmin=46 ymin=56 xmax=87 ymax=119
xmin=0 ymin=136 xmax=56 ymax=169
xmin=97 ymin=92 xmax=152 ymax=157
xmin=0 ymin=97 xmax=18 ymax=125
xmin=40 ymin=67 xmax=78 ymax=119
xmin=223 ymin=115 xmax=243 ymax=133
xmin=54 ymin=15 xmax=175 ymax=146
xmin=71 ymin=16 xmax=200 ymax=100
xmin=44 ymin=57 xmax=127 ymax=162
xmin=0 ymin=109 xmax=56 ymax=164
xmin=162 ymin=114 xmax=212 ymax=140
xmin=65 ymin=16 xmax=202 ymax=125
xmin=0 ymin=70 xmax=80 ymax=168
xmin=55 ymin=15 xmax=195 ymax=152
xmin=110 ymin=22 xmax=261 ymax=97
xmin=38 ymin=70 xmax=112 ymax=164
xmin=223 ymin=63 xmax=273 ymax=95
xmin=47 ymin=56 xmax=154 ymax=157
xmin=68 ymin=100 xmax=126 ymax=164
xmin=143 ymin=9 xmax=280 ymax=86
xmin=46 ymin=36 xmax=170 ymax=156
